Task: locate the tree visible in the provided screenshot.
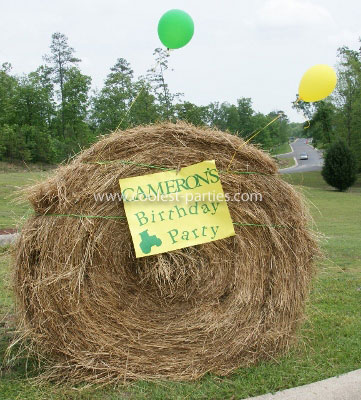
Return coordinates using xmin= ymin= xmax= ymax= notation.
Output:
xmin=51 ymin=67 xmax=93 ymax=160
xmin=62 ymin=67 xmax=91 ymax=136
xmin=262 ymin=111 xmax=289 ymax=149
xmin=91 ymin=58 xmax=134 ymax=132
xmin=19 ymin=125 xmax=56 ymax=163
xmin=12 ymin=68 xmax=56 ymax=162
xmin=292 ymin=96 xmax=314 ymax=119
xmin=128 ymin=80 xmax=159 ymax=127
xmin=225 ymin=104 xmax=240 ymax=133
xmin=0 ymin=62 xmax=57 ymax=163
xmin=147 ymin=48 xmax=182 ymax=120
xmin=236 ymin=97 xmax=254 ymax=134
xmin=206 ymin=102 xmax=228 ymax=130
xmin=175 ymin=101 xmax=207 ymax=126
xmin=14 ymin=67 xmax=55 ymax=129
xmin=251 ymin=112 xmax=271 ymax=147
xmin=206 ymin=102 xmax=241 ymax=133
xmin=292 ymin=96 xmax=315 ymax=133
xmin=30 ymin=65 xmax=55 ymax=128
xmin=44 ymin=32 xmax=81 ymax=138
xmin=309 ymin=101 xmax=336 ymax=147
xmin=288 ymin=122 xmax=304 ymax=138
xmin=0 ymin=125 xmax=31 ymax=161
xmin=333 ymin=45 xmax=361 ymax=170
xmin=334 ymin=47 xmax=361 ymax=146
xmin=0 ymin=63 xmax=17 ymax=126
xmin=322 ymin=139 xmax=357 ymax=191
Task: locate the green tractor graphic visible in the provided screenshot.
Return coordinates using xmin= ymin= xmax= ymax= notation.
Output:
xmin=139 ymin=230 xmax=162 ymax=254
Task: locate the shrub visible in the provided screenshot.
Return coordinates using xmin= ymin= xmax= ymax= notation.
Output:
xmin=322 ymin=138 xmax=357 ymax=191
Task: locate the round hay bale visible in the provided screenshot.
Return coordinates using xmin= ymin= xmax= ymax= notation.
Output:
xmin=13 ymin=122 xmax=319 ymax=383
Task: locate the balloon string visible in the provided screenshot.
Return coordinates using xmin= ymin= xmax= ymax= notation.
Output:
xmin=115 ymin=86 xmax=146 ymax=132
xmin=115 ymin=49 xmax=173 ymax=132
xmin=226 ymin=112 xmax=284 ymax=172
xmin=294 ymin=97 xmax=311 ymax=130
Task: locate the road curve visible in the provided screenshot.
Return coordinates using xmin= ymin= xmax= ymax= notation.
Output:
xmin=278 ymin=138 xmax=323 ymax=174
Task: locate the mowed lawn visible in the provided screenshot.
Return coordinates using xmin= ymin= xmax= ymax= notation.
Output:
xmin=0 ymin=169 xmax=51 ymax=229
xmin=270 ymin=142 xmax=292 ymax=156
xmin=0 ymin=170 xmax=360 ymax=399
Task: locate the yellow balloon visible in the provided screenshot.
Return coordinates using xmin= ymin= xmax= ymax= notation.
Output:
xmin=298 ymin=64 xmax=337 ymax=102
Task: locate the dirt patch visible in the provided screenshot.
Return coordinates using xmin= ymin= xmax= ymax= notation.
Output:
xmin=0 ymin=229 xmax=18 ymax=235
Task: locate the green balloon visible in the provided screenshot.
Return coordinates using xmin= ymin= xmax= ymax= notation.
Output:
xmin=158 ymin=9 xmax=194 ymax=49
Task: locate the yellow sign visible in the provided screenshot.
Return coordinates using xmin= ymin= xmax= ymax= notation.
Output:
xmin=119 ymin=160 xmax=235 ymax=258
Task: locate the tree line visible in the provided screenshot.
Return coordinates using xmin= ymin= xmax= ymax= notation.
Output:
xmin=296 ymin=41 xmax=361 ymax=171
xmin=1 ymin=32 xmax=303 ymax=164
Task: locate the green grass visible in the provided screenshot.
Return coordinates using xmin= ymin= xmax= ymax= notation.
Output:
xmin=277 ymin=157 xmax=295 ymax=169
xmin=0 ymin=171 xmax=360 ymax=399
xmin=283 ymin=157 xmax=295 ymax=168
xmin=284 ymin=170 xmax=361 ymax=192
xmin=0 ymin=171 xmax=50 ymax=229
xmin=270 ymin=142 xmax=292 ymax=155
xmin=283 ymin=172 xmax=361 ymax=271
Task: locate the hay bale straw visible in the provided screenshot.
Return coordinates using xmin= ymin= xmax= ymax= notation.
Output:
xmin=13 ymin=122 xmax=319 ymax=384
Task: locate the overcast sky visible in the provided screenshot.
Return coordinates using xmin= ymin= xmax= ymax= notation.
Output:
xmin=1 ymin=0 xmax=360 ymax=122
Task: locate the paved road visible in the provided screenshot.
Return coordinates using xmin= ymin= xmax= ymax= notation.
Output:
xmin=245 ymin=368 xmax=361 ymax=400
xmin=278 ymin=138 xmax=323 ymax=174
